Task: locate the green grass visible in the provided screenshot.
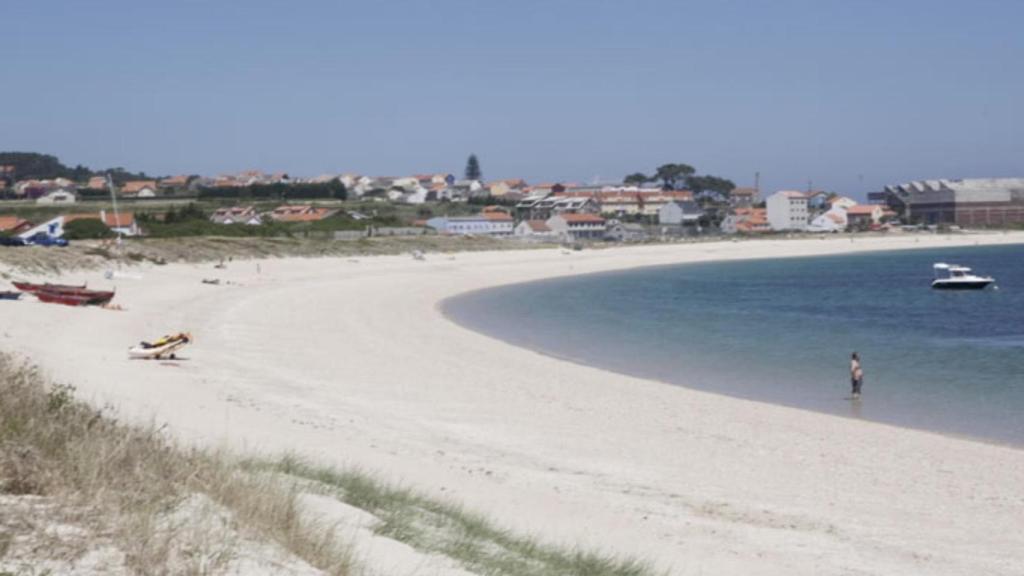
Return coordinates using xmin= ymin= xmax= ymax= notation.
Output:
xmin=255 ymin=456 xmax=661 ymax=576
xmin=0 ymin=355 xmax=355 ymax=575
xmin=1 ymin=354 xmax=658 ymax=575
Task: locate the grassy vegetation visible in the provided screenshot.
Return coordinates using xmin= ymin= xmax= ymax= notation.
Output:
xmin=0 ymin=234 xmax=549 ymax=275
xmin=258 ymin=457 xmax=660 ymax=576
xmin=0 ymin=354 xmax=660 ymax=575
xmin=0 ymin=197 xmax=488 ymax=230
xmin=0 ymin=354 xmax=354 ymax=574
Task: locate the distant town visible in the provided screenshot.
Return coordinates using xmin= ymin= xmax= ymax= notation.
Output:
xmin=1 ymin=152 xmax=1023 ymax=244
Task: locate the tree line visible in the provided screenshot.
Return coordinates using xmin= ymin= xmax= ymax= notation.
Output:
xmin=0 ymin=152 xmax=152 ymax=184
xmin=197 ymin=179 xmax=347 ymax=200
xmin=624 ymin=163 xmax=735 ymax=200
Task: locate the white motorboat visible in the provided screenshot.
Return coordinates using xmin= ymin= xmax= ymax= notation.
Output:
xmin=931 ymin=263 xmax=994 ymax=290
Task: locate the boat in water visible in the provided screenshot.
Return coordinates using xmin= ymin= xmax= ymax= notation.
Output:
xmin=931 ymin=263 xmax=995 ymax=290
xmin=0 ymin=291 xmax=22 ymax=301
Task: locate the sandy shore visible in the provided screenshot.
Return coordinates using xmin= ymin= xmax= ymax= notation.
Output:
xmin=3 ymin=233 xmax=1024 ymax=575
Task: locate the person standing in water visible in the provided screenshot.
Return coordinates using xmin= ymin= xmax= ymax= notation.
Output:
xmin=850 ymin=352 xmax=864 ymax=398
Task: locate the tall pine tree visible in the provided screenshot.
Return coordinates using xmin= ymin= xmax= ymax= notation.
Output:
xmin=464 ymin=154 xmax=482 ymax=181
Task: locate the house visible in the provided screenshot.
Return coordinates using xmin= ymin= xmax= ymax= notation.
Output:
xmin=0 ymin=216 xmax=33 ymax=235
xmin=720 ymin=208 xmax=770 ymax=234
xmin=513 ymin=220 xmax=557 ymax=238
xmin=85 ymin=176 xmax=108 ymax=191
xmin=805 ymin=190 xmax=831 ymax=210
xmin=268 ymin=205 xmax=338 ymax=223
xmin=211 ymin=206 xmax=263 ymax=225
xmin=545 ymin=213 xmax=606 ymax=241
xmin=604 ymin=221 xmax=647 ymax=242
xmin=399 ymin=187 xmax=429 ymax=204
xmin=391 ymin=177 xmax=422 ymax=191
xmin=729 ymin=187 xmax=759 ymax=208
xmin=845 ymin=204 xmax=884 ymax=229
xmin=807 ymin=208 xmax=848 ymax=233
xmin=523 ymin=196 xmax=602 ymax=221
xmin=65 ymin=211 xmax=141 ymax=236
xmin=121 ymin=180 xmax=159 ymax=197
xmin=598 ymin=191 xmax=692 ymax=217
xmin=414 ymin=173 xmax=455 ymax=187
xmin=658 ymin=200 xmax=704 ymax=226
xmin=488 ymin=179 xmax=528 ymax=197
xmin=36 ymin=189 xmax=78 ymax=204
xmin=766 ymin=191 xmax=809 ymax=231
xmin=101 ymin=211 xmax=140 ymax=236
xmin=15 ymin=178 xmax=76 ymax=199
xmin=828 ymin=196 xmax=858 ymax=210
xmin=425 ymin=213 xmax=514 ymax=236
xmin=159 ymin=175 xmax=192 ymax=189
xmin=452 ymin=179 xmax=486 ymax=199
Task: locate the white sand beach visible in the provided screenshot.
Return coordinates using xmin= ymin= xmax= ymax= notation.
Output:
xmin=3 ymin=233 xmax=1024 ymax=575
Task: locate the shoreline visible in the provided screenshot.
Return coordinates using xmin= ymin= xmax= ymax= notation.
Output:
xmin=3 ymin=232 xmax=1024 ymax=575
xmin=438 ymin=241 xmax=1024 ymax=450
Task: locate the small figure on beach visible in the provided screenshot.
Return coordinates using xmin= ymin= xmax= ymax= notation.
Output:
xmin=850 ymin=352 xmax=864 ymax=399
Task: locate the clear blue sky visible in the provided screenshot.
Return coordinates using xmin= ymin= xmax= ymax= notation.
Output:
xmin=2 ymin=0 xmax=1022 ymax=196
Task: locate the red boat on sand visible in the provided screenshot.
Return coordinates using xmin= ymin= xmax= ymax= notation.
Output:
xmin=35 ymin=289 xmax=115 ymax=307
xmin=15 ymin=281 xmax=115 ymax=307
xmin=13 ymin=281 xmax=87 ymax=293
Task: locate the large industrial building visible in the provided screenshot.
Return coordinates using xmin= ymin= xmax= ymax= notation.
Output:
xmin=877 ymin=178 xmax=1024 ymax=226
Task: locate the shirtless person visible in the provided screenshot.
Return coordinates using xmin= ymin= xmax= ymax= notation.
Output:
xmin=850 ymin=352 xmax=864 ymax=399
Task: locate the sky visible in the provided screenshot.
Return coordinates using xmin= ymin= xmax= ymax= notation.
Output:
xmin=2 ymin=0 xmax=1022 ymax=197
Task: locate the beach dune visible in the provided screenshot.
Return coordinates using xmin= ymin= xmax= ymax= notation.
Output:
xmin=3 ymin=234 xmax=1024 ymax=575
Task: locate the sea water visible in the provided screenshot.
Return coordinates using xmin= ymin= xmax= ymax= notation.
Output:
xmin=443 ymin=243 xmax=1024 ymax=445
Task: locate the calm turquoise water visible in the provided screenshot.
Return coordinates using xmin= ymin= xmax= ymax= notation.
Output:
xmin=443 ymin=243 xmax=1024 ymax=445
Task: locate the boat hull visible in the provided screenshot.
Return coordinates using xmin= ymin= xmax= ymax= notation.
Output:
xmin=931 ymin=280 xmax=993 ymax=290
xmin=35 ymin=289 xmax=115 ymax=306
xmin=35 ymin=291 xmax=92 ymax=306
xmin=0 ymin=291 xmax=22 ymax=300
xmin=13 ymin=281 xmax=87 ymax=293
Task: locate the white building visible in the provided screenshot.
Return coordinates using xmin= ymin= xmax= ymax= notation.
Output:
xmin=766 ymin=191 xmax=809 ymax=231
xmin=545 ymin=213 xmax=606 ymax=240
xmin=829 ymin=196 xmax=858 ymax=210
xmin=513 ymin=220 xmax=557 ymax=238
xmin=35 ymin=189 xmax=78 ymax=204
xmin=211 ymin=206 xmax=263 ymax=225
xmin=658 ymin=200 xmax=703 ymax=226
xmin=807 ymin=208 xmax=848 ymax=233
xmin=425 ymin=213 xmax=514 ymax=236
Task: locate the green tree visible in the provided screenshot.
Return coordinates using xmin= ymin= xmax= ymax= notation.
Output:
xmin=623 ymin=172 xmax=650 ymax=186
xmin=687 ymin=175 xmax=736 ymax=200
xmin=63 ymin=218 xmax=114 ymax=240
xmin=464 ymin=154 xmax=482 ymax=181
xmin=653 ymin=163 xmax=695 ymax=190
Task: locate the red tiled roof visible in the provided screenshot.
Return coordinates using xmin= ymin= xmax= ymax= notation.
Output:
xmin=845 ymin=205 xmax=878 ymax=215
xmin=0 ymin=216 xmax=31 ymax=232
xmin=270 ymin=205 xmax=337 ymax=222
xmin=159 ymin=175 xmax=191 ymax=187
xmin=65 ymin=212 xmax=135 ymax=227
xmin=525 ymin=220 xmax=550 ymax=232
xmin=121 ymin=180 xmax=157 ymax=193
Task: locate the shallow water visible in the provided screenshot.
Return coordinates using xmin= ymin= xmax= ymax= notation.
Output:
xmin=444 ymin=243 xmax=1024 ymax=445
